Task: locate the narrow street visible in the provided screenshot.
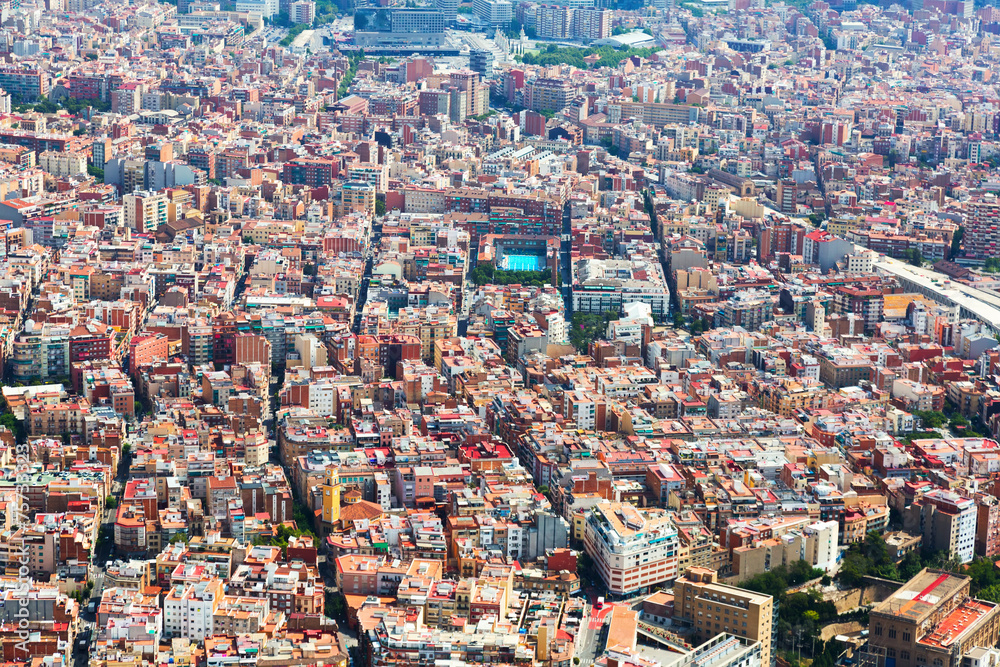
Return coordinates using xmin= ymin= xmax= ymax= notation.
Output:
xmin=353 ymin=220 xmax=380 ymax=335
xmin=77 ymin=459 xmax=126 ymax=666
xmin=560 ymin=200 xmax=572 ymax=316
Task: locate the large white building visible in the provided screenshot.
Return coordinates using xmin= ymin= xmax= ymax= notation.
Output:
xmin=235 ymin=0 xmax=278 ymax=17
xmin=572 ymin=257 xmax=670 ymax=319
xmin=802 ymin=520 xmax=839 ymax=572
xmin=236 ymin=0 xmax=278 ymax=19
xmin=607 ymin=301 xmax=653 ymax=345
xmin=472 ymin=0 xmax=512 ymax=25
xmin=434 ymin=0 xmax=457 ymax=21
xmin=163 ymin=580 xmax=223 ymax=640
xmin=289 ymin=0 xmax=315 ymax=23
xmin=584 ymin=501 xmax=679 ymax=596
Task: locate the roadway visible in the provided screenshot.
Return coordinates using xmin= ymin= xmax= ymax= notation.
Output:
xmin=74 ymin=465 xmax=124 ymax=667
xmin=353 ymin=221 xmax=379 ymax=335
xmin=560 ymin=201 xmax=572 ymax=317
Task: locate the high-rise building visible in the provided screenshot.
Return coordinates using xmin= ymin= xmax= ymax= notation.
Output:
xmin=435 ymin=0 xmax=457 ymax=22
xmin=343 ymin=181 xmax=376 ymax=217
xmin=776 ymin=178 xmax=797 ymax=213
xmin=536 ymin=4 xmax=572 ymax=38
xmin=235 ymin=0 xmax=278 ymax=17
xmin=525 ymin=78 xmax=574 ymax=112
xmin=866 ymin=568 xmax=1000 ymax=667
xmin=967 ymin=194 xmax=1000 ymax=258
xmin=583 ymin=501 xmax=679 ymax=595
xmin=419 ymin=89 xmax=451 ymax=117
xmin=572 ymin=7 xmax=611 ymax=39
xmin=976 ymin=493 xmax=1000 ymax=558
xmin=903 ymin=488 xmax=976 ymax=563
xmin=472 ymin=0 xmax=512 ymax=25
xmin=449 ymin=69 xmax=487 ymax=117
xmin=123 ymin=190 xmax=169 ymax=233
xmin=163 ymin=579 xmax=224 ymax=640
xmin=673 ymin=568 xmax=776 ymax=667
xmin=289 ymin=0 xmax=315 ymax=23
xmin=469 ymin=49 xmax=494 ymax=79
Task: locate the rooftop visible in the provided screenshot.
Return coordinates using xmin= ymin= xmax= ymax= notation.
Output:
xmin=873 ymin=569 xmax=969 ymax=623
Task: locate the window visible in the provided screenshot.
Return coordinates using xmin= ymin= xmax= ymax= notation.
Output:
xmin=888 ymin=628 xmax=896 ymax=639
xmin=902 ymin=631 xmax=911 ymax=642
xmin=873 ymin=624 xmax=883 ymax=636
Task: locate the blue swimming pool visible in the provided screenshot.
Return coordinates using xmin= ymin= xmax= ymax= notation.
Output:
xmin=502 ymin=254 xmax=546 ymax=271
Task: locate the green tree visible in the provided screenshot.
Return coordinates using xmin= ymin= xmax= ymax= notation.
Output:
xmin=518 ymin=44 xmax=660 ymax=71
xmin=899 ymin=549 xmax=924 ymax=580
xmin=375 ymin=199 xmax=386 ymax=217
xmin=569 ymin=311 xmax=619 ymax=352
xmin=325 ymin=591 xmax=347 ymax=619
xmin=279 ymin=23 xmax=307 ymax=46
xmin=0 ymin=412 xmax=26 ymax=442
xmin=952 ymin=226 xmax=964 ymax=257
xmin=836 ymin=531 xmax=903 ymax=587
xmin=914 ymin=410 xmax=947 ymax=429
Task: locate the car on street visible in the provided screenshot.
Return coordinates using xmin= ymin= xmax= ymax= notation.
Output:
xmin=76 ymin=627 xmax=91 ymax=651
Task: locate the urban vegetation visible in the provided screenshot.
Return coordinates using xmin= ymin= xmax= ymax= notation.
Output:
xmin=469 ymin=265 xmax=554 ymax=287
xmin=569 ymin=311 xmax=619 ymax=352
xmin=517 ymin=44 xmax=660 ymax=70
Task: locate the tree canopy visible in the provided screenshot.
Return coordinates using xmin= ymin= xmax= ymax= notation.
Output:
xmin=519 ymin=45 xmax=660 ymax=71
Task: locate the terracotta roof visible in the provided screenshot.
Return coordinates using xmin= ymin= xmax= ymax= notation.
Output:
xmin=340 ymin=500 xmax=384 ymax=523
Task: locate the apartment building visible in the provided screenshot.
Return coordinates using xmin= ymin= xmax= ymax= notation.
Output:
xmin=976 ymin=493 xmax=1000 ymax=558
xmin=164 ymin=579 xmax=225 ymax=640
xmin=343 ymin=181 xmax=376 ymax=217
xmin=731 ymin=520 xmax=839 ymax=581
xmin=123 ymin=190 xmax=169 ymax=233
xmin=289 ymin=0 xmax=315 ymax=23
xmin=584 ymin=501 xmax=679 ymax=596
xmin=903 ymin=489 xmax=976 ymax=563
xmin=0 ymin=67 xmax=49 ymax=102
xmin=212 ymin=596 xmax=270 ymax=635
xmin=967 ymin=194 xmax=1000 ymax=259
xmin=525 ymin=78 xmax=574 ymax=113
xmin=673 ymin=567 xmax=775 ymax=667
xmin=38 ymin=151 xmax=86 ymax=178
